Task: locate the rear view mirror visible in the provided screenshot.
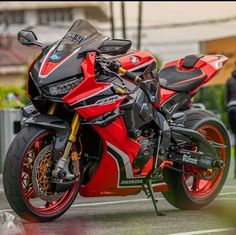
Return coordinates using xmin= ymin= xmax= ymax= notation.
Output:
xmin=17 ymin=30 xmax=45 ymax=49
xmin=18 ymin=30 xmax=38 ymax=45
xmin=98 ymin=39 xmax=132 ymax=56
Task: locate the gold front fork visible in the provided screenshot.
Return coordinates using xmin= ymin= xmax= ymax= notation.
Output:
xmin=48 ymin=103 xmax=57 ymax=115
xmin=50 ymin=102 xmax=80 ymax=178
xmin=69 ymin=113 xmax=80 ymax=143
xmin=48 ymin=103 xmax=80 ymax=144
xmin=57 ymin=113 xmax=80 ymax=179
xmin=61 ymin=113 xmax=80 ymax=160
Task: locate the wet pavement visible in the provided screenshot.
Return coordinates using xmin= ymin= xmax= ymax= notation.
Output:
xmin=0 ymin=158 xmax=236 ymax=235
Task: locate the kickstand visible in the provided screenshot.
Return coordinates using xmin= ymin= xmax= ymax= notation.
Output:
xmin=143 ymin=177 xmax=165 ymax=216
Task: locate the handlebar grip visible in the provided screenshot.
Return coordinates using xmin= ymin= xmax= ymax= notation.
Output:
xmin=119 ymin=67 xmax=142 ymax=82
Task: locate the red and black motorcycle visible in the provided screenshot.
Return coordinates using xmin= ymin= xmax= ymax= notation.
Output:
xmin=3 ymin=19 xmax=230 ymax=222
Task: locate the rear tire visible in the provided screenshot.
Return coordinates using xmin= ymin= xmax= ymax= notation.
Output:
xmin=162 ymin=109 xmax=230 ymax=210
xmin=3 ymin=126 xmax=80 ymax=222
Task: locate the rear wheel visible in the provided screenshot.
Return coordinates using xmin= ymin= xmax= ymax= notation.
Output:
xmin=162 ymin=109 xmax=230 ymax=210
xmin=3 ymin=126 xmax=81 ymax=222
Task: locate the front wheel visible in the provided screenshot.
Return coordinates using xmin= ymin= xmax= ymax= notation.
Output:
xmin=162 ymin=109 xmax=230 ymax=210
xmin=3 ymin=126 xmax=81 ymax=222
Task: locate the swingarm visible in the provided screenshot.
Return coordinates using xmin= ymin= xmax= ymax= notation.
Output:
xmin=170 ymin=125 xmax=226 ymax=170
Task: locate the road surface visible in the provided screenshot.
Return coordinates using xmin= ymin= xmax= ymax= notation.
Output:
xmin=0 ymin=158 xmax=236 ymax=235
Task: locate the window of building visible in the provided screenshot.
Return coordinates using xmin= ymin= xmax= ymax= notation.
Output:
xmin=37 ymin=9 xmax=72 ymax=25
xmin=0 ymin=10 xmax=25 ymax=24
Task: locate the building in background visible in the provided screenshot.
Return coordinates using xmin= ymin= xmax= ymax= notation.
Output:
xmin=200 ymin=36 xmax=236 ymax=86
xmin=0 ymin=36 xmax=40 ymax=86
xmin=1 ymin=1 xmax=236 ymax=86
xmin=0 ymin=1 xmax=109 ymax=86
xmin=0 ymin=1 xmax=108 ymax=41
xmin=100 ymin=2 xmax=236 ymax=64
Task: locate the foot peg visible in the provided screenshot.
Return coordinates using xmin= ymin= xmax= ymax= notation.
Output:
xmin=142 ymin=177 xmax=165 ymax=216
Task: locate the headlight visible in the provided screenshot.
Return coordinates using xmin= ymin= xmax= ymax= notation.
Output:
xmin=42 ymin=77 xmax=83 ymax=96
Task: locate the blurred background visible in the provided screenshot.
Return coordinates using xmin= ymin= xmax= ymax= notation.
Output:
xmin=1 ymin=1 xmax=236 ymax=171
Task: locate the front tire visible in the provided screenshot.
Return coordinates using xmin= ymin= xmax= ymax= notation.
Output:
xmin=162 ymin=109 xmax=230 ymax=210
xmin=3 ymin=126 xmax=80 ymax=222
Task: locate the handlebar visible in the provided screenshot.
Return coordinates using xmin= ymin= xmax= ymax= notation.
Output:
xmin=113 ymin=67 xmax=143 ymax=95
xmin=118 ymin=67 xmax=142 ymax=83
xmin=97 ymin=56 xmax=142 ymax=83
xmin=96 ymin=57 xmax=142 ymax=95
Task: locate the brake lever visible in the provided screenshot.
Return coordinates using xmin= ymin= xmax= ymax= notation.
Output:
xmin=96 ymin=57 xmax=126 ymax=86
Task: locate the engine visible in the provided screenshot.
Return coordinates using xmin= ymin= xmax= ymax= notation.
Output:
xmin=132 ymin=136 xmax=153 ymax=171
xmin=120 ymin=85 xmax=157 ymax=172
xmin=131 ymin=125 xmax=155 ymax=173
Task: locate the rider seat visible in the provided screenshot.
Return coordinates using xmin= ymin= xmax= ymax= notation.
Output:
xmin=159 ymin=55 xmax=207 ymax=92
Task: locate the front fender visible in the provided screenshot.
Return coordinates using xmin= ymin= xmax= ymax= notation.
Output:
xmin=24 ymin=114 xmax=71 ymax=160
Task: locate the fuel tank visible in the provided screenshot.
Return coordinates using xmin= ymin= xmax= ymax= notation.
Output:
xmin=118 ymin=50 xmax=161 ymax=107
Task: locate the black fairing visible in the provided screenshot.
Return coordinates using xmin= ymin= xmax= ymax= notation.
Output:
xmin=140 ymin=61 xmax=160 ymax=104
xmin=120 ymin=89 xmax=154 ymax=132
xmin=160 ymin=93 xmax=191 ymax=114
xmin=24 ymin=113 xmax=71 ymax=160
xmin=120 ymin=87 xmax=171 ymax=153
xmin=31 ymin=48 xmax=84 ymax=88
xmin=30 ymin=35 xmax=107 ymax=88
xmin=28 ymin=19 xmax=109 ymax=104
xmin=98 ymin=39 xmax=132 ymax=55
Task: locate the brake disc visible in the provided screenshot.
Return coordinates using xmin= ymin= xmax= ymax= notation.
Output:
xmin=32 ymin=144 xmax=64 ymax=202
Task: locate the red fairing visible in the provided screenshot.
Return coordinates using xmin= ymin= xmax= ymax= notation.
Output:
xmin=190 ymin=55 xmax=228 ymax=94
xmin=76 ymin=99 xmax=125 ymax=119
xmin=63 ymin=52 xmax=107 ymax=104
xmin=63 ymin=52 xmax=126 ymax=118
xmin=79 ymin=117 xmax=144 ymax=196
xmin=40 ymin=60 xmax=58 ymax=76
xmin=118 ymin=50 xmax=155 ymax=70
xmin=79 ymin=116 xmax=168 ymax=196
xmin=39 ymin=45 xmax=67 ymax=77
xmin=163 ymin=54 xmax=228 ymax=94
xmin=63 ymin=51 xmax=168 ymax=196
xmin=190 ymin=55 xmax=227 ymax=92
xmin=159 ymin=88 xmax=176 ymax=105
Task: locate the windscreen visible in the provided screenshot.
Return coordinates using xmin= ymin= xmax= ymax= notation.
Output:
xmin=49 ymin=19 xmax=98 ymax=62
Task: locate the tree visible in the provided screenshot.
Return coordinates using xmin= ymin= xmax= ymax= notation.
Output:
xmin=194 ymin=85 xmax=229 ymax=128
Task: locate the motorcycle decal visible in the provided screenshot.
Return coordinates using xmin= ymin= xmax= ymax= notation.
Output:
xmin=70 ymin=85 xmax=113 ymax=108
xmin=128 ymin=60 xmax=154 ymax=72
xmin=38 ymin=44 xmax=57 ymax=78
xmin=107 ymin=142 xmax=160 ymax=187
xmin=95 ymin=95 xmax=120 ymax=106
xmin=130 ymin=55 xmax=140 ymax=65
xmin=182 ymin=152 xmax=197 ymax=164
xmin=39 ymin=45 xmax=81 ymax=79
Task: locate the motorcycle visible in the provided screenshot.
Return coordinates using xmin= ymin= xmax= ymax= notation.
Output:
xmin=3 ymin=19 xmax=230 ymax=222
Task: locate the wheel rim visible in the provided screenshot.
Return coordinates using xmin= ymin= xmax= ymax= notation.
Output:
xmin=20 ymin=132 xmax=78 ymax=216
xmin=183 ymin=124 xmax=226 ymax=199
